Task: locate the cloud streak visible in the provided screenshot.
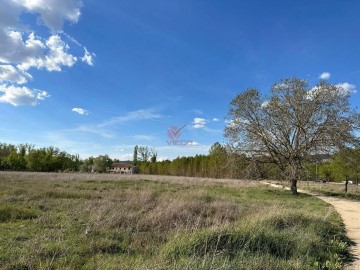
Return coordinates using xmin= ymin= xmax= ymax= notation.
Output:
xmin=72 ymin=107 xmax=89 ymax=115
xmin=100 ymin=109 xmax=165 ymax=128
xmin=193 ymin=117 xmax=207 ymax=129
xmin=53 ymin=108 xmax=167 ymax=139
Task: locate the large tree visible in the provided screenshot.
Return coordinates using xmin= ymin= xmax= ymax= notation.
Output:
xmin=225 ymin=78 xmax=360 ymax=194
xmin=138 ymin=146 xmax=157 ymax=163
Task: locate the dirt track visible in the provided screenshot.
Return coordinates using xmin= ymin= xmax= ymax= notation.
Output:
xmin=314 ymin=194 xmax=360 ymax=270
xmin=263 ymin=182 xmax=360 ymax=270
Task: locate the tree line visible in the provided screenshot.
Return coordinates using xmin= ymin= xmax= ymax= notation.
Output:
xmin=0 ymin=143 xmax=119 ymax=174
xmin=0 ymin=141 xmax=358 ymax=183
xmin=0 ymin=143 xmax=81 ymax=172
xmin=137 ymin=143 xmax=360 ymax=183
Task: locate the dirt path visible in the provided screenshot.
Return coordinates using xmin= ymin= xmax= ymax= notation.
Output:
xmin=314 ymin=194 xmax=360 ymax=270
xmin=263 ymin=182 xmax=360 ymax=270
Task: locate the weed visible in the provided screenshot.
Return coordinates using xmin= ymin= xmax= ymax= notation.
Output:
xmin=0 ymin=172 xmax=352 ymax=269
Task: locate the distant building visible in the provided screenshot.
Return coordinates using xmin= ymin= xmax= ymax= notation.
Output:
xmin=110 ymin=163 xmax=138 ymax=174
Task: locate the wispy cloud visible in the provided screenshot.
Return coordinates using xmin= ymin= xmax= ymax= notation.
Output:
xmin=81 ymin=47 xmax=95 ymax=66
xmin=50 ymin=108 xmax=167 ymax=140
xmin=192 ymin=109 xmax=204 ymax=115
xmin=193 ymin=117 xmax=207 ymax=129
xmin=130 ymin=135 xmax=157 ymax=141
xmin=99 ymin=109 xmax=165 ymax=128
xmin=72 ymin=107 xmax=89 ymax=115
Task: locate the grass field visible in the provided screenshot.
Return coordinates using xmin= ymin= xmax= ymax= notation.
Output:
xmin=297 ymin=181 xmax=360 ymax=201
xmin=0 ymin=172 xmax=353 ymax=269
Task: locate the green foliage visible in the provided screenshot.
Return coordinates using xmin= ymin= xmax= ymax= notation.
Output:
xmin=133 ymin=145 xmax=138 ymax=166
xmin=138 ymin=142 xmax=282 ymax=180
xmin=0 ymin=143 xmax=81 ymax=172
xmin=92 ymin=155 xmax=112 ymax=173
xmin=306 ymin=148 xmax=360 ymax=183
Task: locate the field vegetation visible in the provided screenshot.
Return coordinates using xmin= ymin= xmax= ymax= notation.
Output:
xmin=298 ymin=181 xmax=360 ymax=201
xmin=0 ymin=172 xmax=353 ymax=269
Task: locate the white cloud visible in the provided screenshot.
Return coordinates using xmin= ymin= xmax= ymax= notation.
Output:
xmin=188 ymin=141 xmax=199 ymax=146
xmin=193 ymin=117 xmax=207 ymax=129
xmin=0 ymin=84 xmax=49 ymax=106
xmin=11 ymin=0 xmax=82 ymax=32
xmin=15 ymin=34 xmax=77 ymax=71
xmin=261 ymin=100 xmax=269 ymax=109
xmin=157 ymin=156 xmax=168 ymax=162
xmin=226 ymin=118 xmax=249 ymax=128
xmin=115 ymin=153 xmax=133 ymax=161
xmin=212 ymin=118 xmax=220 ymax=122
xmin=0 ymin=64 xmax=32 ymax=84
xmin=336 ymin=82 xmax=356 ymax=94
xmin=0 ymin=0 xmax=93 ymax=106
xmin=81 ymin=47 xmax=95 ymax=66
xmin=307 ymin=82 xmax=356 ymax=100
xmin=319 ymin=72 xmax=331 ymax=80
xmin=72 ymin=107 xmax=89 ymax=115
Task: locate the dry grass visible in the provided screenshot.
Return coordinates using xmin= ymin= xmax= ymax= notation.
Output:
xmin=0 ymin=172 xmax=352 ymax=269
xmin=290 ymin=180 xmax=360 ymax=200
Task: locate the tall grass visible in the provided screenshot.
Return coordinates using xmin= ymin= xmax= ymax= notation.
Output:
xmin=0 ymin=172 xmax=352 ymax=269
xmin=298 ymin=180 xmax=360 ymax=201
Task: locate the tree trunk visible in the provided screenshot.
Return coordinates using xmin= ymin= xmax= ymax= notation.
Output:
xmin=290 ymin=179 xmax=298 ymax=195
xmin=286 ymin=161 xmax=301 ymax=195
xmin=344 ymin=177 xmax=348 ymax=193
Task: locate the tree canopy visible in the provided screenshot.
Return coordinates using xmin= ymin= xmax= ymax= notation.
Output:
xmin=225 ymin=78 xmax=360 ymax=194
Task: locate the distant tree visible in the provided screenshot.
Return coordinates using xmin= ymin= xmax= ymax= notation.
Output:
xmin=0 ymin=143 xmax=16 ymax=170
xmin=80 ymin=157 xmax=94 ymax=172
xmin=133 ymin=145 xmax=138 ymax=166
xmin=4 ymin=151 xmax=26 ymax=171
xmin=209 ymin=142 xmax=227 ymax=178
xmin=93 ymin=155 xmax=112 ymax=173
xmin=330 ymin=148 xmax=360 ymax=188
xmin=26 ymin=148 xmax=47 ymax=171
xmin=150 ymin=150 xmax=157 ymax=163
xmin=138 ymin=146 xmax=156 ymax=163
xmin=225 ymin=78 xmax=360 ymax=194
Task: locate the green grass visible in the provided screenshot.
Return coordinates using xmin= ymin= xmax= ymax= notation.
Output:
xmin=297 ymin=181 xmax=360 ymax=201
xmin=0 ymin=172 xmax=353 ymax=269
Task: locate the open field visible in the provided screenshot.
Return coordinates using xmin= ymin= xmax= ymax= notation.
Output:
xmin=298 ymin=181 xmax=360 ymax=201
xmin=0 ymin=172 xmax=353 ymax=269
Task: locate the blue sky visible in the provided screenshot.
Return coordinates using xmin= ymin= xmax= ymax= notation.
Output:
xmin=1 ymin=0 xmax=359 ymax=160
